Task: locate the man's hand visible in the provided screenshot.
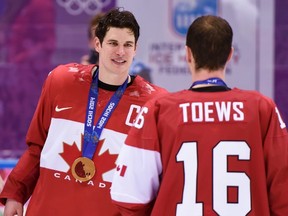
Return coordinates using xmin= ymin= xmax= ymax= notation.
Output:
xmin=3 ymin=199 xmax=23 ymax=216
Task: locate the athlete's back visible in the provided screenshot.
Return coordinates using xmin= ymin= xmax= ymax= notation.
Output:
xmin=152 ymin=88 xmax=287 ymax=215
xmin=110 ymin=15 xmax=288 ymax=216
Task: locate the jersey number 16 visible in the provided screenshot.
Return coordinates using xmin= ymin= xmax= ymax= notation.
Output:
xmin=176 ymin=141 xmax=251 ymax=216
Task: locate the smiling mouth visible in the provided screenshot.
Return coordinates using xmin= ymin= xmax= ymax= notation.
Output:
xmin=112 ymin=59 xmax=126 ymax=64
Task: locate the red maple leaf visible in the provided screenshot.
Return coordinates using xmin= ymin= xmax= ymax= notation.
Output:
xmin=59 ymin=141 xmax=82 ymax=170
xmin=93 ymin=140 xmax=118 ymax=177
xmin=59 ymin=135 xmax=118 ymax=181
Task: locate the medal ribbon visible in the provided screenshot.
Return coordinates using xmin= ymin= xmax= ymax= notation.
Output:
xmin=83 ymin=68 xmax=128 ymax=159
xmin=190 ymin=77 xmax=227 ymax=88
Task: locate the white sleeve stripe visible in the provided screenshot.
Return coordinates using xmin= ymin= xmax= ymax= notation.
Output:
xmin=111 ymin=144 xmax=162 ymax=204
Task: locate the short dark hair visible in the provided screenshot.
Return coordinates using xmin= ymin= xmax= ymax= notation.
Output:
xmin=186 ymin=15 xmax=233 ymax=71
xmin=88 ymin=13 xmax=105 ymax=39
xmin=95 ymin=8 xmax=140 ymax=45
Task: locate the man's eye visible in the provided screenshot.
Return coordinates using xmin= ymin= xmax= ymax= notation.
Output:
xmin=108 ymin=42 xmax=118 ymax=46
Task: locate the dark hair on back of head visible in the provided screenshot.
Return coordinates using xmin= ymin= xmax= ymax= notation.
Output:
xmin=95 ymin=7 xmax=140 ymax=44
xmin=186 ymin=15 xmax=233 ymax=71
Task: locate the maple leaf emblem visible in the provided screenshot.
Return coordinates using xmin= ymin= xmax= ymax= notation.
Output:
xmin=59 ymin=135 xmax=118 ymax=182
xmin=59 ymin=141 xmax=81 ymax=170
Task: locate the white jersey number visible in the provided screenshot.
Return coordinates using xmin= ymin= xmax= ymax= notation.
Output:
xmin=176 ymin=141 xmax=251 ymax=216
xmin=133 ymin=106 xmax=148 ymax=129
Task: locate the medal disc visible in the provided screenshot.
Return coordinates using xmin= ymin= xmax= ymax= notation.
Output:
xmin=71 ymin=157 xmax=96 ymax=181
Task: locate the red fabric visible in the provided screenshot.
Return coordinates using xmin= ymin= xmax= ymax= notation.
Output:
xmin=112 ymin=88 xmax=288 ymax=216
xmin=0 ymin=63 xmax=167 ymax=215
xmin=0 ymin=144 xmax=41 ymax=205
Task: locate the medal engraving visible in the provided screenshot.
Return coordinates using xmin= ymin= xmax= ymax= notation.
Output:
xmin=71 ymin=157 xmax=96 ymax=181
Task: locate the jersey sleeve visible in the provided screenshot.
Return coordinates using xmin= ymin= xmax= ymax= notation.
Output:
xmin=0 ymin=144 xmax=41 ymax=205
xmin=25 ymin=69 xmax=55 ymax=146
xmin=111 ymin=99 xmax=162 ymax=215
xmin=261 ymin=99 xmax=288 ymax=215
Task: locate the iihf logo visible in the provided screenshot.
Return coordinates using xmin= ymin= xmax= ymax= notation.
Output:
xmin=170 ymin=0 xmax=218 ymax=37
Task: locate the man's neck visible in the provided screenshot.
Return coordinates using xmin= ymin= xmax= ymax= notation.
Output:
xmin=92 ymin=66 xmax=130 ymax=85
xmin=191 ymin=69 xmax=225 ymax=88
xmin=192 ymin=69 xmax=225 ymax=81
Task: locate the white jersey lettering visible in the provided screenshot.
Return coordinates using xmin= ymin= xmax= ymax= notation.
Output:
xmin=180 ymin=101 xmax=244 ymax=123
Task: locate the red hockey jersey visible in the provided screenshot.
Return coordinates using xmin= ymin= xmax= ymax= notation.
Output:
xmin=0 ymin=63 xmax=167 ymax=215
xmin=111 ymin=88 xmax=288 ymax=216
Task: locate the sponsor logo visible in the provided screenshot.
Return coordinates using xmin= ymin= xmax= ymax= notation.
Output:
xmin=55 ymin=105 xmax=72 ymax=112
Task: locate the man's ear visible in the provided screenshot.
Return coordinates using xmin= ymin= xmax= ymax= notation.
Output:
xmin=94 ymin=37 xmax=101 ymax=52
xmin=185 ymin=46 xmax=192 ymax=63
xmin=227 ymin=47 xmax=234 ymax=62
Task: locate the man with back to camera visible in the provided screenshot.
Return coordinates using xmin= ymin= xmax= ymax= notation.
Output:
xmin=110 ymin=15 xmax=288 ymax=216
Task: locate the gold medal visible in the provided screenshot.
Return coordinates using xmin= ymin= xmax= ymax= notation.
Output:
xmin=71 ymin=157 xmax=96 ymax=181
